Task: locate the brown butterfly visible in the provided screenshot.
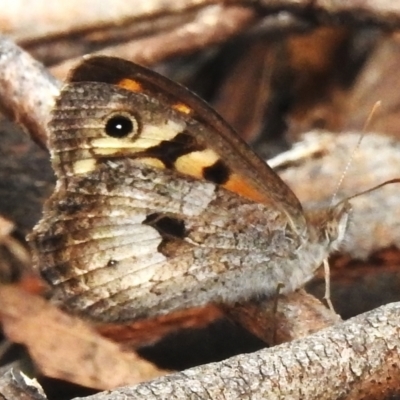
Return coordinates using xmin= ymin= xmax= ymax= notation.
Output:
xmin=29 ymin=56 xmax=350 ymax=325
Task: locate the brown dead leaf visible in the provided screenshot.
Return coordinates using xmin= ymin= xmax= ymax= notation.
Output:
xmin=0 ymin=285 xmax=166 ymax=390
xmin=0 ymin=215 xmax=32 ymax=284
xmin=97 ymin=305 xmax=223 ymax=348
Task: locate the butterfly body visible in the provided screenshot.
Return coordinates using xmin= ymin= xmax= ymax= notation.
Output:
xmin=29 ymin=57 xmax=350 ymax=323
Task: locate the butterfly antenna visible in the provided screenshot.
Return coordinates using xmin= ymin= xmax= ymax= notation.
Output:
xmin=325 ymin=101 xmax=381 ymax=310
xmin=335 ymin=178 xmax=400 ymax=207
xmin=329 ymin=100 xmax=382 ymax=208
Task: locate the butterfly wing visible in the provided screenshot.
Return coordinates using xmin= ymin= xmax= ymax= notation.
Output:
xmin=67 ymin=56 xmax=306 ymax=231
xmin=32 ymin=158 xmax=300 ymax=322
xmin=30 ymin=56 xmax=310 ymax=322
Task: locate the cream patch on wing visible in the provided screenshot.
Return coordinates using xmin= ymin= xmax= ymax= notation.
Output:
xmin=72 ymin=159 xmax=97 ymax=174
xmin=138 ymin=157 xmax=165 ymax=169
xmin=175 ymin=149 xmax=220 ymax=179
xmin=91 ymin=119 xmax=186 ymax=156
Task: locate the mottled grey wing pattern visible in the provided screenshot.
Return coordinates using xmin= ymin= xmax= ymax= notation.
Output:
xmin=34 ymin=159 xmax=299 ymax=322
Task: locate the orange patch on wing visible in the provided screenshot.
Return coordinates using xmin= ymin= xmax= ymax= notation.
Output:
xmin=172 ymin=102 xmax=192 ymax=115
xmin=117 ymin=78 xmax=143 ymax=93
xmin=223 ymin=174 xmax=269 ymax=204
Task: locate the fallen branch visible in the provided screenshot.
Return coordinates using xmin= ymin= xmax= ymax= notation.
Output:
xmin=77 ymin=301 xmax=400 ymax=399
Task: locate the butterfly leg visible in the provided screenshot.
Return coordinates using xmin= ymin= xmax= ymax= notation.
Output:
xmin=323 ymin=258 xmax=336 ymax=313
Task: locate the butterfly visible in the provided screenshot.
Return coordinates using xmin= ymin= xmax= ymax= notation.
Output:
xmin=29 ymin=56 xmax=350 ymax=325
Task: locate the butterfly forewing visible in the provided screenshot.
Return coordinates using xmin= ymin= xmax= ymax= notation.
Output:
xmin=67 ymin=56 xmax=306 ymax=231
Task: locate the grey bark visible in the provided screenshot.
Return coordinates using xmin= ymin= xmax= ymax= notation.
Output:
xmin=71 ymin=302 xmax=400 ymax=400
